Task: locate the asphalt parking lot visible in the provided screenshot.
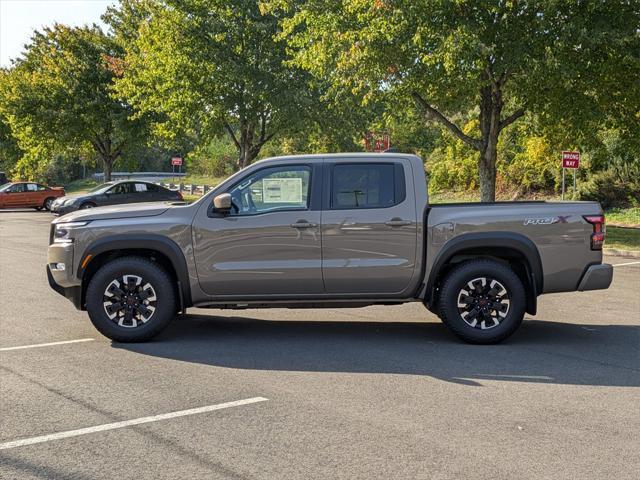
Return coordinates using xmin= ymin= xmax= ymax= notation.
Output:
xmin=1 ymin=210 xmax=639 ymax=479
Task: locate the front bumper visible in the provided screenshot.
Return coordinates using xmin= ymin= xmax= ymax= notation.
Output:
xmin=47 ymin=265 xmax=83 ymax=310
xmin=577 ymin=264 xmax=613 ymax=291
xmin=47 ymin=240 xmax=83 ymax=310
xmin=51 ymin=203 xmax=78 ymax=215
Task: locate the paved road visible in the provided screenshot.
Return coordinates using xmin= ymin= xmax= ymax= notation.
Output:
xmin=1 ymin=210 xmax=638 ymax=480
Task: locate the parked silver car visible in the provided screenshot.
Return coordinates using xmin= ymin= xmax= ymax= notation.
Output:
xmin=51 ymin=180 xmax=183 ymax=215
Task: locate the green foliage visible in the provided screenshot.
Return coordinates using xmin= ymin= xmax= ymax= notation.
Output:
xmin=112 ymin=0 xmax=325 ymax=168
xmin=187 ymin=137 xmax=237 ymax=178
xmin=0 ymin=24 xmax=149 ymax=180
xmin=272 ymin=0 xmax=640 ymax=201
xmin=577 ymin=170 xmax=640 ymax=210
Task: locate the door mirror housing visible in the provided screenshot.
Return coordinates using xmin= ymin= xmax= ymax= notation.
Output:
xmin=213 ymin=193 xmax=232 ymax=213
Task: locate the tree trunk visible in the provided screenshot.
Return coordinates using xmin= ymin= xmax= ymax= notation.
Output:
xmin=479 ymin=134 xmax=498 ymax=202
xmin=102 ymin=155 xmax=114 ymax=182
xmin=478 ymin=84 xmax=502 ymax=202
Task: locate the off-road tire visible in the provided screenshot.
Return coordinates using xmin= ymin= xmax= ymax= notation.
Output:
xmin=438 ymin=259 xmax=526 ymax=344
xmin=86 ymin=256 xmax=177 ymax=342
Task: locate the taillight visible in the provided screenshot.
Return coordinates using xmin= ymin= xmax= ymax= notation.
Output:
xmin=583 ymin=215 xmax=605 ymax=250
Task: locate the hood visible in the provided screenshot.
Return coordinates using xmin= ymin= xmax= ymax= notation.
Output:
xmin=53 ymin=202 xmax=173 ymax=223
xmin=54 ymin=194 xmax=85 ymax=204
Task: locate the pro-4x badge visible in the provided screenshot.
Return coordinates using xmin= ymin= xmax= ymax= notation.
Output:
xmin=524 ymin=216 xmax=571 ymax=225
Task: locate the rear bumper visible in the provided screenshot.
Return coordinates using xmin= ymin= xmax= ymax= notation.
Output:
xmin=577 ymin=264 xmax=613 ymax=291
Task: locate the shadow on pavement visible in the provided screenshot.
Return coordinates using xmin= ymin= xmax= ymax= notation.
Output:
xmin=115 ymin=314 xmax=640 ymax=388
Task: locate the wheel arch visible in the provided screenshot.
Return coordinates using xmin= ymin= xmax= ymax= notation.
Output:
xmin=77 ymin=235 xmax=192 ymax=311
xmin=424 ymin=232 xmax=543 ymax=315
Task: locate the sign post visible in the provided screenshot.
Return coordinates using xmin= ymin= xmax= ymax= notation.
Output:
xmin=561 ymin=151 xmax=580 ymax=200
xmin=171 ymin=156 xmax=183 ymax=184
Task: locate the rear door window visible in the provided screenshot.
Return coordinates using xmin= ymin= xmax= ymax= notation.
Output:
xmin=331 ymin=163 xmax=404 ymax=209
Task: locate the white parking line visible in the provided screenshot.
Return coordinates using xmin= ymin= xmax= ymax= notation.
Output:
xmin=0 ymin=397 xmax=269 ymax=450
xmin=611 ymin=261 xmax=640 ymax=267
xmin=0 ymin=338 xmax=94 ymax=352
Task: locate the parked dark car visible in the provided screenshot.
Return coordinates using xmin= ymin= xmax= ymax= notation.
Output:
xmin=50 ymin=180 xmax=183 ymax=215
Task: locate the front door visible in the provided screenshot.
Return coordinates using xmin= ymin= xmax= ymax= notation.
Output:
xmin=321 ymin=159 xmax=419 ymax=295
xmin=103 ymin=182 xmax=135 ymax=205
xmin=193 ymin=164 xmax=323 ymax=297
xmin=4 ymin=183 xmax=29 ymax=208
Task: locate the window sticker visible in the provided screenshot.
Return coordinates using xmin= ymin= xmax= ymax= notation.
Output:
xmin=263 ymin=178 xmax=303 ymax=203
xmin=135 ymin=183 xmax=147 ymax=192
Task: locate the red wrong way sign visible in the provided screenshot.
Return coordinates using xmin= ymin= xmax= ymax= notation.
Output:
xmin=171 ymin=156 xmax=183 ymax=166
xmin=562 ymin=151 xmax=580 ymax=169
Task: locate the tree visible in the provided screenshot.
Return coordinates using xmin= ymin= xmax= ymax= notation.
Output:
xmin=0 ymin=24 xmax=147 ymax=181
xmin=112 ymin=0 xmax=323 ymax=169
xmin=275 ymin=0 xmax=640 ymax=201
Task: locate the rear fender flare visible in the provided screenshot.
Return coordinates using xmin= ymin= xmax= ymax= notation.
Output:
xmin=425 ymin=232 xmax=543 ymax=315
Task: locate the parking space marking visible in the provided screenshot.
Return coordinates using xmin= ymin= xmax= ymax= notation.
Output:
xmin=0 ymin=397 xmax=268 ymax=450
xmin=0 ymin=338 xmax=94 ymax=352
xmin=611 ymin=261 xmax=640 ymax=267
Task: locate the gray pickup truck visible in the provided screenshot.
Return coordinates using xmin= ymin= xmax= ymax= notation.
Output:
xmin=47 ymin=153 xmax=613 ymax=344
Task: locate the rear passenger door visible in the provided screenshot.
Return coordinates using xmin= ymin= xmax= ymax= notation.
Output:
xmin=131 ymin=183 xmax=155 ymax=203
xmin=321 ymin=159 xmax=418 ymax=295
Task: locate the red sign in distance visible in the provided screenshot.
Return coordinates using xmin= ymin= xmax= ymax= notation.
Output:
xmin=562 ymin=151 xmax=580 ymax=169
xmin=171 ymin=156 xmax=183 ymax=166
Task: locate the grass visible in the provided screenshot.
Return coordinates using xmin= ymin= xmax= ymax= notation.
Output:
xmin=63 ymin=178 xmax=100 ymax=194
xmin=181 ymin=174 xmax=225 ymax=187
xmin=606 ymin=226 xmax=640 ymax=252
xmin=605 ymin=207 xmax=640 ymax=227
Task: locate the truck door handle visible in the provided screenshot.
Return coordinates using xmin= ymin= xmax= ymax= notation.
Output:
xmin=385 ymin=218 xmax=412 ymax=227
xmin=291 ymin=221 xmax=317 ymax=229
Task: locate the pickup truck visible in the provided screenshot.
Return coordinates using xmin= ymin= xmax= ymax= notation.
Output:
xmin=47 ymin=153 xmax=613 ymax=344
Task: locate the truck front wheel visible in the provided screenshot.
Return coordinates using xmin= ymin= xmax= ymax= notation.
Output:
xmin=85 ymin=256 xmax=177 ymax=342
xmin=438 ymin=259 xmax=526 ymax=344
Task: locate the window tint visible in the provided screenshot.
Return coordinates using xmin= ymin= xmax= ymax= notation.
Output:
xmin=109 ymin=183 xmax=133 ymax=195
xmin=37 ymin=184 xmax=47 ymax=191
xmin=331 ymin=164 xmax=400 ymax=209
xmin=147 ymin=183 xmax=161 ymax=192
xmin=9 ymin=184 xmax=25 ymax=193
xmin=228 ymin=166 xmax=311 ymax=215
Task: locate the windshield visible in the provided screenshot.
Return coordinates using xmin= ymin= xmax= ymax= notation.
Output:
xmin=0 ymin=183 xmax=13 ymax=192
xmin=88 ymin=182 xmax=115 ymax=193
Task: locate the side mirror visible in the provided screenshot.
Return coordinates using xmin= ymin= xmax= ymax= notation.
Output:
xmin=213 ymin=193 xmax=232 ymax=213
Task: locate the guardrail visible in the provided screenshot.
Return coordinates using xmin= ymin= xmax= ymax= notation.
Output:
xmin=156 ymin=182 xmax=215 ymax=197
xmin=93 ymin=172 xmax=187 ymax=181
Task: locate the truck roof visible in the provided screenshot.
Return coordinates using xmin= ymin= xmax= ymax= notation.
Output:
xmin=253 ymin=152 xmax=422 ymax=166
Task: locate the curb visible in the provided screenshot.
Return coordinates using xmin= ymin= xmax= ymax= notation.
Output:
xmin=603 ymin=248 xmax=640 ymax=259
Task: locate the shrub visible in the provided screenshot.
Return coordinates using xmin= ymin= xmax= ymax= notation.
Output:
xmin=576 ymin=169 xmax=639 ymax=209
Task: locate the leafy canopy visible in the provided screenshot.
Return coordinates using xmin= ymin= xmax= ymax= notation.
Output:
xmin=113 ymin=0 xmax=322 ymax=167
xmin=0 ymin=24 xmax=148 ymax=179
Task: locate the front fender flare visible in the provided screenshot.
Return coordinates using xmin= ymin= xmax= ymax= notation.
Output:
xmin=78 ymin=234 xmax=192 ymax=309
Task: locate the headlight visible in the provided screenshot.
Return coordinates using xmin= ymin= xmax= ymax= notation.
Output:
xmin=53 ymin=221 xmax=89 ymax=243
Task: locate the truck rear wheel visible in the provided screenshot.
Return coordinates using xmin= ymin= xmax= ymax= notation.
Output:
xmin=438 ymin=259 xmax=525 ymax=344
xmin=85 ymin=256 xmax=177 ymax=342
